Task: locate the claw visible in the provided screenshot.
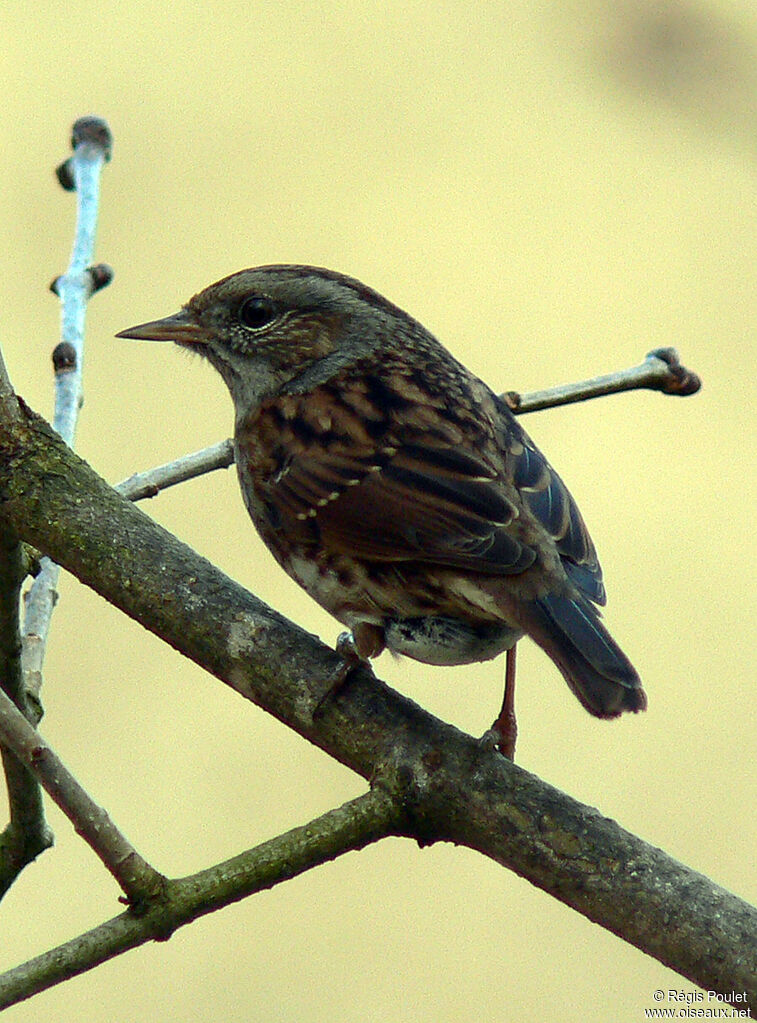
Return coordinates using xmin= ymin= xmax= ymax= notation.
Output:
xmin=312 ymin=627 xmax=382 ymax=719
xmin=477 ymin=728 xmax=502 ymax=754
xmin=491 ymin=704 xmax=518 ymax=760
xmin=335 ymin=630 xmax=362 ymax=665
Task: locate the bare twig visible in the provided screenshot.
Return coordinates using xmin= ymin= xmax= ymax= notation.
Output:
xmin=49 ymin=116 xmax=113 ymax=448
xmin=0 ymin=117 xmax=113 ymax=896
xmin=0 ymin=348 xmax=52 ymax=891
xmin=502 ymin=346 xmax=701 ymax=413
xmin=0 ymin=531 xmax=52 ymax=895
xmin=0 ymin=688 xmax=162 ymax=905
xmin=115 ymin=439 xmax=234 ymax=501
xmin=0 ymin=354 xmax=51 ymax=886
xmin=0 ymin=788 xmax=400 ymax=1010
xmin=23 ymin=116 xmax=114 ymax=702
xmin=113 ymin=349 xmax=701 ymax=504
xmin=0 ymin=346 xmax=13 ymax=397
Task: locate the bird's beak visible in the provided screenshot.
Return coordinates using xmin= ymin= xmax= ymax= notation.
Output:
xmin=116 ymin=309 xmax=210 ymax=345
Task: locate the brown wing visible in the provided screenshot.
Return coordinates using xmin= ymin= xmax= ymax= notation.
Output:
xmin=253 ymin=377 xmax=604 ymax=597
xmin=494 ymin=395 xmax=606 ymax=605
xmin=273 ymin=438 xmax=536 ymax=574
xmin=255 ymin=388 xmax=536 ymax=576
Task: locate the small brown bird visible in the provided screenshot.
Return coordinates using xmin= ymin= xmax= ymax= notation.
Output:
xmin=118 ymin=265 xmax=646 ymax=739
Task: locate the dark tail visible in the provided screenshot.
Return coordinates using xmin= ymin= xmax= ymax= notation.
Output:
xmin=523 ymin=593 xmax=647 ymax=718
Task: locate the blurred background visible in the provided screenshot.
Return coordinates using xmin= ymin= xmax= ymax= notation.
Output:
xmin=1 ymin=1 xmax=755 ymax=1020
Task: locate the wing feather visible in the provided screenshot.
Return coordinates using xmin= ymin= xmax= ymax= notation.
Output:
xmin=495 ymin=395 xmax=606 ymax=605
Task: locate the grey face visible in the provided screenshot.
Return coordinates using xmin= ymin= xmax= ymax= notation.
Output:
xmin=117 ymin=264 xmax=427 ymax=412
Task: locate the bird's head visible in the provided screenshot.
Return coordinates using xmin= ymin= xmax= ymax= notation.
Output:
xmin=117 ymin=264 xmax=425 ymax=411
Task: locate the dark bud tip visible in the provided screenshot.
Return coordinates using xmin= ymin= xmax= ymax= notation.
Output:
xmin=647 ymin=347 xmax=702 ymax=397
xmin=87 ymin=263 xmax=114 ymax=294
xmin=71 ymin=116 xmax=113 ymax=160
xmin=49 ymin=275 xmax=62 ymax=296
xmin=502 ymin=390 xmax=522 ymax=412
xmin=55 ymin=159 xmax=76 ymax=191
xmin=52 ymin=342 xmax=77 ymax=373
xmin=647 ymin=346 xmax=680 ymax=366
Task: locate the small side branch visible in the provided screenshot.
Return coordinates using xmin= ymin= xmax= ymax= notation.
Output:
xmin=502 ymin=347 xmax=701 ymax=413
xmin=21 ymin=117 xmax=113 ymax=701
xmin=116 ymin=439 xmax=234 ymax=501
xmin=0 ymin=533 xmax=52 ymax=894
xmin=0 ymin=117 xmax=113 ymax=897
xmin=0 ymin=788 xmax=399 ymax=1010
xmin=0 ymin=688 xmax=162 ymax=905
xmin=113 ymin=349 xmax=701 ymax=504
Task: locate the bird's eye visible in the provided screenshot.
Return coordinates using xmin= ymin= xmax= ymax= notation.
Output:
xmin=238 ymin=296 xmax=277 ymax=330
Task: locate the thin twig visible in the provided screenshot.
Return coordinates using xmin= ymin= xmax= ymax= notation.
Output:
xmin=502 ymin=346 xmax=701 ymax=413
xmin=114 ymin=349 xmax=701 ymax=503
xmin=0 ymin=343 xmax=52 ymax=893
xmin=0 ymin=788 xmax=400 ymax=1010
xmin=0 ymin=346 xmax=13 ymax=397
xmin=0 ymin=117 xmax=113 ymax=897
xmin=0 ymin=534 xmax=52 ymax=895
xmin=0 ymin=688 xmax=162 ymax=905
xmin=23 ymin=117 xmax=113 ymax=704
xmin=115 ymin=439 xmax=234 ymax=501
xmin=0 ymin=354 xmax=50 ymax=888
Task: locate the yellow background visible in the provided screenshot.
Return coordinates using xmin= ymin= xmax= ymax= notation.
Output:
xmin=1 ymin=2 xmax=755 ymax=1020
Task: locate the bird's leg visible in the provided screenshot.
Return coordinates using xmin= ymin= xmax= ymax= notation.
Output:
xmin=313 ymin=624 xmax=385 ymax=718
xmin=492 ymin=644 xmax=518 ymax=759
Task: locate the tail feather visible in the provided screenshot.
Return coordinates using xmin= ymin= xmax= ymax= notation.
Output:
xmin=523 ymin=593 xmax=647 ymax=718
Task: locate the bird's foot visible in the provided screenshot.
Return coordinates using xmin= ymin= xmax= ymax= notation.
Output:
xmin=479 ymin=712 xmax=517 ymax=760
xmin=481 ymin=644 xmax=518 ymax=760
xmin=312 ymin=625 xmax=385 ymax=719
xmin=489 ymin=706 xmax=518 ymax=760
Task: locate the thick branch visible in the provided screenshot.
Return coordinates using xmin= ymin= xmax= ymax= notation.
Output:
xmin=0 ymin=395 xmax=753 ymax=1008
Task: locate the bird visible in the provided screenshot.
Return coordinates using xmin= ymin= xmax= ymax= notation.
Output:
xmin=117 ymin=264 xmax=646 ymax=748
